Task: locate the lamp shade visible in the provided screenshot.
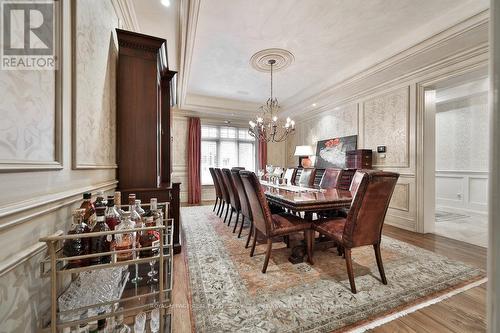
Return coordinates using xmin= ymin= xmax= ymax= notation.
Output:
xmin=294 ymin=145 xmax=314 ymax=156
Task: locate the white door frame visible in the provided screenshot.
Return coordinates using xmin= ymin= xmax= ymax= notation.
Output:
xmin=416 ymin=63 xmax=488 ymax=233
xmin=488 ymin=1 xmax=499 ymax=331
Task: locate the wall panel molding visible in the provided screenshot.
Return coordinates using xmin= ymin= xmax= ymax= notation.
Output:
xmin=0 ymin=180 xmax=118 ymax=232
xmin=0 ymin=2 xmax=63 ymax=172
xmin=362 ymin=86 xmax=410 ymax=168
xmin=71 ymin=0 xmax=119 ymax=169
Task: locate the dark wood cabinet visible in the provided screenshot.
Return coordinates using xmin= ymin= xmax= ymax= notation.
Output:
xmin=116 ymin=29 xmax=181 ymax=253
xmin=346 ymin=149 xmax=373 ymax=169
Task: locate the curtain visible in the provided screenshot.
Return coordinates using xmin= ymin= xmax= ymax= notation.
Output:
xmin=188 ymin=117 xmax=201 ymax=204
xmin=258 ymin=137 xmax=267 ymax=171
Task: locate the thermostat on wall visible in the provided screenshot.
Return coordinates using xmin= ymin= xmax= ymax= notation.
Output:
xmin=377 ymin=146 xmax=386 ymax=153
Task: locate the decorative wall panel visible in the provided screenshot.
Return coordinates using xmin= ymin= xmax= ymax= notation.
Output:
xmin=0 ymin=6 xmax=62 ymax=171
xmin=72 ymin=0 xmax=118 ymax=169
xmin=389 ymin=183 xmax=410 ymax=212
xmin=363 ymin=87 xmax=409 ymax=167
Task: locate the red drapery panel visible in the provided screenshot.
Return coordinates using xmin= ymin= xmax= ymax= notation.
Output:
xmin=258 ymin=137 xmax=267 ymax=170
xmin=187 ymin=117 xmax=201 ymax=204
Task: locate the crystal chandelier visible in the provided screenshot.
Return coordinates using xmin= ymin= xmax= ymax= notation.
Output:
xmin=248 ymin=59 xmax=295 ymax=143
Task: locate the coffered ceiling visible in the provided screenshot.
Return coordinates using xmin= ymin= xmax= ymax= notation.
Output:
xmin=134 ymin=0 xmax=489 ymax=119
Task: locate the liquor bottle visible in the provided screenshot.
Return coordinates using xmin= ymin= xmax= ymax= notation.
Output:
xmin=105 ymin=196 xmax=120 ymax=230
xmin=114 ymin=191 xmax=125 ymax=216
xmin=94 ymin=190 xmax=107 ymax=210
xmin=89 ymin=207 xmax=111 ymax=265
xmin=150 ymin=198 xmax=163 ymax=227
xmin=63 ymin=209 xmax=90 ymax=268
xmin=134 ymin=199 xmax=146 ymax=217
xmin=139 ymin=216 xmax=157 ymax=257
xmin=80 ymin=192 xmax=96 ymax=228
xmin=114 ymin=211 xmax=136 ymax=262
xmin=133 ymin=200 xmax=146 ymax=253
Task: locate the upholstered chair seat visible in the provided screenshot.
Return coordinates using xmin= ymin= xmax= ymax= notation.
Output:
xmin=271 ymin=213 xmax=312 ymax=236
xmin=314 ymin=217 xmax=346 ymax=240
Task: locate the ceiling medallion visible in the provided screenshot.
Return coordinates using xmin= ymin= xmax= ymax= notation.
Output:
xmin=250 ymin=48 xmax=295 ymax=73
xmin=248 ymin=51 xmax=295 ymax=143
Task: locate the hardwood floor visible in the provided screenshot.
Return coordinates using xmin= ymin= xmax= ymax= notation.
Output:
xmin=370 ymin=225 xmax=486 ymax=333
xmin=172 ymin=211 xmax=487 ymax=333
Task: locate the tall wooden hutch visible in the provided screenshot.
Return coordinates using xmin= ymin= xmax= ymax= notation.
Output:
xmin=116 ymin=29 xmax=181 ymax=253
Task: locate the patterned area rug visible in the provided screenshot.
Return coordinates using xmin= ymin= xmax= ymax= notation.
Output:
xmin=435 ymin=209 xmax=469 ymax=222
xmin=181 ymin=205 xmax=484 ymax=332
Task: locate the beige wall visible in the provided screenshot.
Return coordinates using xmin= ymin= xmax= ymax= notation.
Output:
xmin=0 ymin=1 xmax=133 ymax=331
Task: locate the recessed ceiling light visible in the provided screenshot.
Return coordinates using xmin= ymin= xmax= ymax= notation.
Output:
xmin=311 ymin=103 xmax=317 ymax=107
xmin=161 ymin=0 xmax=171 ymax=7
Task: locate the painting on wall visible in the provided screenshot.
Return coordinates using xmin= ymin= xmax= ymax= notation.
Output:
xmin=315 ymin=135 xmax=357 ymax=168
xmin=72 ymin=0 xmax=119 ymax=169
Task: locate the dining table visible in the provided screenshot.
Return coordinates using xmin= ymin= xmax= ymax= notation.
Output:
xmin=260 ymin=180 xmax=353 ymax=263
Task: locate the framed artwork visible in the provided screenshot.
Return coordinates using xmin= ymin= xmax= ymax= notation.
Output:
xmin=315 ymin=135 xmax=357 ymax=168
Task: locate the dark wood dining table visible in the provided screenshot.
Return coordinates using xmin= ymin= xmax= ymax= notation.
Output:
xmin=260 ymin=181 xmax=353 ymax=263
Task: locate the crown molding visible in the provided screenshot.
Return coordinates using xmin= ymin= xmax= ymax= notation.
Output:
xmin=281 ymin=10 xmax=489 ymax=119
xmin=112 ymin=0 xmax=140 ymax=31
xmin=172 ymin=108 xmax=251 ymax=127
xmin=178 ymin=0 xmax=201 ymax=109
xmin=181 ymin=93 xmax=261 ymax=120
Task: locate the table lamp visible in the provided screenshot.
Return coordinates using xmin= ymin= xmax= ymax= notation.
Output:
xmin=294 ymin=145 xmax=314 ymax=168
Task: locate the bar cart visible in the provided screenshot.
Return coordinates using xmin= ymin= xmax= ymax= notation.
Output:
xmin=39 ymin=203 xmax=173 ymax=333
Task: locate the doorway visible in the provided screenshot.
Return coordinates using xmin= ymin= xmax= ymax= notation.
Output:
xmin=424 ymin=68 xmax=489 ymax=247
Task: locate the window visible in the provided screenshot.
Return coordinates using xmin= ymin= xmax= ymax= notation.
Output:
xmin=201 ymin=125 xmax=256 ymax=185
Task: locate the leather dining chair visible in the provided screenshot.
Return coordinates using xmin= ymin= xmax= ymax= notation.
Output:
xmin=231 ymin=169 xmax=252 ymax=240
xmin=319 ymin=168 xmax=342 ymax=189
xmin=222 ymin=168 xmax=241 ymax=226
xmin=240 ymin=170 xmax=314 ymax=273
xmin=297 ymin=168 xmax=316 ymax=187
xmin=283 ymin=168 xmax=296 ymax=185
xmin=214 ymin=168 xmax=230 ymax=219
xmin=313 ymin=170 xmax=399 ymax=293
xmin=209 ymin=167 xmax=223 ymax=213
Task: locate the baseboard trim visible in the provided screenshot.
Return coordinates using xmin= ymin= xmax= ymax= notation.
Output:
xmin=436 ymin=205 xmax=488 ymax=217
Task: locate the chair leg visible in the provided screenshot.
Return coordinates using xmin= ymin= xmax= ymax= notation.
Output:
xmin=224 ymin=205 xmax=230 ymax=223
xmin=344 ymin=248 xmax=357 ymax=294
xmin=238 ymin=216 xmax=245 ymax=238
xmin=245 ymin=220 xmax=253 ymax=248
xmin=262 ymin=238 xmax=273 ymax=273
xmin=284 ymin=235 xmax=290 ymax=248
xmin=305 ymin=230 xmax=314 ymax=265
xmin=216 ymin=198 xmax=222 ymax=215
xmin=218 ymin=202 xmax=225 ymax=217
xmin=232 ymin=211 xmax=240 ymax=233
xmin=227 ymin=208 xmax=233 ymax=226
xmin=213 ymin=197 xmax=218 ymax=212
xmin=250 ymin=225 xmax=257 ymax=257
xmin=374 ymin=243 xmax=387 ymax=285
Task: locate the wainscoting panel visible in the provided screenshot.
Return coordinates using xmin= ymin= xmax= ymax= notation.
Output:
xmin=436 ymin=170 xmax=488 ymax=214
